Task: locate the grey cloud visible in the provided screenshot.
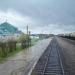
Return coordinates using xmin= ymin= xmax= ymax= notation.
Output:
xmin=0 ymin=0 xmax=75 ymax=34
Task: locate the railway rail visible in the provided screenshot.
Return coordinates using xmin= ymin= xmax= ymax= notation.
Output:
xmin=31 ymin=38 xmax=69 ymax=75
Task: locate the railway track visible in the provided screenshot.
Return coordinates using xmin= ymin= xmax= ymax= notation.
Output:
xmin=31 ymin=38 xmax=69 ymax=75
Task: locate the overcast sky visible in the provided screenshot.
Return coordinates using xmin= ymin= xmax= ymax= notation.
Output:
xmin=0 ymin=0 xmax=75 ymax=34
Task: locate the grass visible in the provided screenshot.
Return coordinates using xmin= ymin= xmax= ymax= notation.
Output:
xmin=0 ymin=38 xmax=40 ymax=63
xmin=31 ymin=38 xmax=40 ymax=45
xmin=0 ymin=44 xmax=22 ymax=63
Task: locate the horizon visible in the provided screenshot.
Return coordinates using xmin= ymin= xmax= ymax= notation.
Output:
xmin=0 ymin=21 xmax=75 ymax=35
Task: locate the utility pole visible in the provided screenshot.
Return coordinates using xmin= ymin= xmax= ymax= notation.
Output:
xmin=26 ymin=25 xmax=28 ymax=35
xmin=29 ymin=31 xmax=31 ymax=45
xmin=26 ymin=25 xmax=29 ymax=46
xmin=29 ymin=31 xmax=31 ymax=36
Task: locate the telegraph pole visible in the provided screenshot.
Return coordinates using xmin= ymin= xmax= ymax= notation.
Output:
xmin=29 ymin=31 xmax=31 ymax=45
xmin=26 ymin=25 xmax=28 ymax=35
xmin=26 ymin=25 xmax=29 ymax=46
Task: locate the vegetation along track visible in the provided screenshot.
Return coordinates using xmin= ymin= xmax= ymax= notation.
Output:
xmin=31 ymin=38 xmax=69 ymax=75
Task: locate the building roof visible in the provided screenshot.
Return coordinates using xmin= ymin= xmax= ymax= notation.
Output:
xmin=0 ymin=22 xmax=22 ymax=36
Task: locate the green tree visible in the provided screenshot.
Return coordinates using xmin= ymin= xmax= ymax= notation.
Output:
xmin=19 ymin=33 xmax=31 ymax=49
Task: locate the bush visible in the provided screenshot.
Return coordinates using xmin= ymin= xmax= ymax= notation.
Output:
xmin=18 ymin=33 xmax=31 ymax=49
xmin=7 ymin=40 xmax=17 ymax=52
xmin=0 ymin=40 xmax=17 ymax=57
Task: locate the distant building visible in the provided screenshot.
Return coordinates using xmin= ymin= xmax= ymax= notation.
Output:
xmin=0 ymin=22 xmax=22 ymax=41
xmin=38 ymin=34 xmax=53 ymax=39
